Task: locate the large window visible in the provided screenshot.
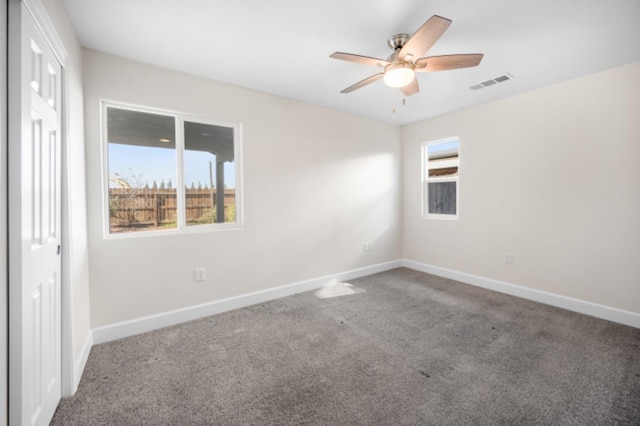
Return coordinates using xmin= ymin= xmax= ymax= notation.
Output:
xmin=423 ymin=137 xmax=459 ymax=219
xmin=103 ymin=102 xmax=241 ymax=236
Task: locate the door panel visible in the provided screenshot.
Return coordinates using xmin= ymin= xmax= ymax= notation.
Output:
xmin=9 ymin=2 xmax=62 ymax=425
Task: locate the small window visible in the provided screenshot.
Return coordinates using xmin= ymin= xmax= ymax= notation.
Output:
xmin=423 ymin=137 xmax=459 ymax=219
xmin=104 ymin=102 xmax=241 ymax=236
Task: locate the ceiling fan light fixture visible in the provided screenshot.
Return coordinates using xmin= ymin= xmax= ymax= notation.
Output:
xmin=383 ymin=62 xmax=415 ymax=88
xmin=330 ymin=15 xmax=482 ymax=96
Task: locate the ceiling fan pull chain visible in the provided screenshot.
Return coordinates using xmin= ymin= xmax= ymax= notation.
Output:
xmin=392 ymin=88 xmax=397 ymax=114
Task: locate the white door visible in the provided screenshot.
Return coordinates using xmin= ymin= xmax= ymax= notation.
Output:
xmin=9 ymin=1 xmax=63 ymax=425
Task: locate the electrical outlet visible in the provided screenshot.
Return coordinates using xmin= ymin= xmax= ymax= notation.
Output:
xmin=363 ymin=242 xmax=374 ymax=252
xmin=504 ymin=253 xmax=513 ymax=265
xmin=194 ymin=267 xmax=206 ymax=282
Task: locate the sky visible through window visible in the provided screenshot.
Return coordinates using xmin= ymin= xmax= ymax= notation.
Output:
xmin=109 ymin=144 xmax=235 ymax=189
xmin=428 ymin=140 xmax=458 ymax=154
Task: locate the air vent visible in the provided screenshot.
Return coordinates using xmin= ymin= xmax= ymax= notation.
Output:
xmin=470 ymin=73 xmax=514 ymax=90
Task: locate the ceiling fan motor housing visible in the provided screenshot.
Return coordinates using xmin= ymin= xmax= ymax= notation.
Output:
xmin=387 ymin=33 xmax=409 ymax=51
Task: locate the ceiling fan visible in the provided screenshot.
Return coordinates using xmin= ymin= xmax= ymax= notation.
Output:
xmin=330 ymin=15 xmax=483 ymax=96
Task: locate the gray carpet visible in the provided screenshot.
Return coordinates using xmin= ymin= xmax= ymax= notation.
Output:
xmin=52 ymin=268 xmax=640 ymax=425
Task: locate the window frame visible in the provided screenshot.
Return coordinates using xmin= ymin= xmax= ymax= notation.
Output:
xmin=101 ymin=100 xmax=243 ymax=239
xmin=421 ymin=136 xmax=460 ymax=220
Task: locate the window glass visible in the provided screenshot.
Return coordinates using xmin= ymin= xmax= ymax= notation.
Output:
xmin=104 ymin=103 xmax=241 ymax=236
xmin=107 ymin=107 xmax=177 ymax=233
xmin=423 ymin=138 xmax=459 ymax=218
xmin=184 ymin=121 xmax=236 ymax=225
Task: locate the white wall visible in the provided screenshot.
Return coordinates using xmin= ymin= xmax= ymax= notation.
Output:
xmin=40 ymin=0 xmax=92 ymax=390
xmin=402 ymin=61 xmax=640 ymax=315
xmin=83 ymin=49 xmax=402 ymax=328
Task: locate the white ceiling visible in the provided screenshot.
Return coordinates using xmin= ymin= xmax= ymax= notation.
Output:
xmin=62 ymin=0 xmax=640 ymax=126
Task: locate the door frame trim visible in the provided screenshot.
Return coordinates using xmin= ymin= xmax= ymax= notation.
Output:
xmin=1 ymin=1 xmax=8 ymax=424
xmin=22 ymin=0 xmax=67 ymax=64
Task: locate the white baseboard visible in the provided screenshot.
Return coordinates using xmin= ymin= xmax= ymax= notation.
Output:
xmin=74 ymin=331 xmax=93 ymax=390
xmin=91 ymin=257 xmax=638 ymax=348
xmin=62 ymin=330 xmax=93 ymax=397
xmin=92 ymin=260 xmax=402 ymax=345
xmin=401 ymin=259 xmax=640 ymax=329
